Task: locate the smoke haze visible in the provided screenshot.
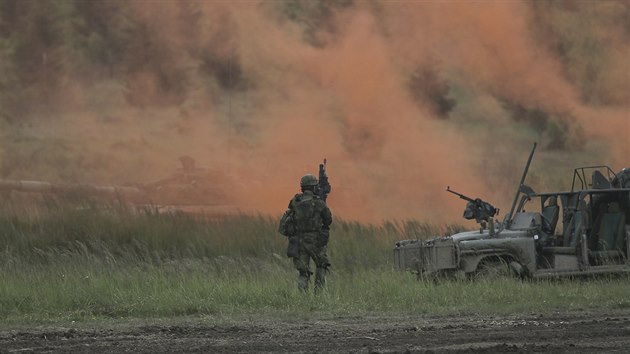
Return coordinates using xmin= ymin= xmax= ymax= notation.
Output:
xmin=0 ymin=0 xmax=628 ymax=223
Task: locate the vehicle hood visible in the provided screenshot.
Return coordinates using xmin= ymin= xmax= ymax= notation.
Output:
xmin=450 ymin=230 xmax=491 ymax=242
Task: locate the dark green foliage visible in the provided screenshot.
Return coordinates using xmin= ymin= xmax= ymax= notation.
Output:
xmin=501 ymin=100 xmax=583 ymax=151
xmin=67 ymin=0 xmax=135 ymax=77
xmin=0 ymin=0 xmax=251 ymax=115
xmin=408 ymin=68 xmax=456 ymax=119
xmin=277 ymin=0 xmax=354 ymax=47
xmin=0 ymin=0 xmax=626 ymax=123
xmin=200 ymin=51 xmax=248 ymax=92
xmin=530 ymin=0 xmax=630 ymax=105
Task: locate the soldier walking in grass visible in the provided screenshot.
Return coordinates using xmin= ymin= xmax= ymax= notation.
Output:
xmin=280 ymin=174 xmax=332 ymax=293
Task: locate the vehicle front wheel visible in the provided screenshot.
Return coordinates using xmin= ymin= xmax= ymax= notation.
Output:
xmin=474 ymin=259 xmax=525 ymax=279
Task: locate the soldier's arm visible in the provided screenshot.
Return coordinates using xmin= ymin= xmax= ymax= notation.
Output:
xmin=321 ymin=204 xmax=332 ymax=230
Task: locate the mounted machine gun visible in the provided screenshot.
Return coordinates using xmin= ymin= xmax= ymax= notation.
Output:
xmin=446 ymin=186 xmax=498 ymax=228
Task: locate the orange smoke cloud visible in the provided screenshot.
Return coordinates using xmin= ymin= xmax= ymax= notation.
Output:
xmin=5 ymin=0 xmax=628 ymax=224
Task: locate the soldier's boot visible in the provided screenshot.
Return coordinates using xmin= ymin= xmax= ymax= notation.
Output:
xmin=298 ymin=272 xmax=310 ymax=292
xmin=314 ymin=267 xmax=327 ymax=294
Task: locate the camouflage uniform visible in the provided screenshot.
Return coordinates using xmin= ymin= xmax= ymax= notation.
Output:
xmin=287 ymin=188 xmax=332 ymax=292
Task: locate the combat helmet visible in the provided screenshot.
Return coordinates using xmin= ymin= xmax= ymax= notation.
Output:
xmin=300 ymin=174 xmax=318 ymax=188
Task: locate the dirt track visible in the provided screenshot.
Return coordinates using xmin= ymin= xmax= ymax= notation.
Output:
xmin=3 ymin=311 xmax=630 ymax=353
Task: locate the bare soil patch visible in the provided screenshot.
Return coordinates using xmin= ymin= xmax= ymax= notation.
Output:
xmin=3 ymin=311 xmax=630 ymax=353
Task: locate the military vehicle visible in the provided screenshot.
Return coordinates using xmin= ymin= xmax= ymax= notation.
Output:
xmin=394 ymin=143 xmax=630 ymax=279
xmin=0 ymin=156 xmax=244 ymax=214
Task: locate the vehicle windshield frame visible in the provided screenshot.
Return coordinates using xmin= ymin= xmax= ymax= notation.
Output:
xmin=572 ymin=166 xmax=617 ymax=192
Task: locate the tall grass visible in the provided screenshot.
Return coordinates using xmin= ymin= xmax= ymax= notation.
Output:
xmin=0 ymin=199 xmax=458 ymax=271
xmin=1 ymin=200 xmax=629 ymax=324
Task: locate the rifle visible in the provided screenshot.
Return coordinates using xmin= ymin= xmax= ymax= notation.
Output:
xmin=318 ymin=158 xmax=331 ymax=202
xmin=446 ymin=186 xmax=498 ymax=224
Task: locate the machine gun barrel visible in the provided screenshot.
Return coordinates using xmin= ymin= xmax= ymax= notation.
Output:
xmin=446 ymin=186 xmax=498 ymax=224
xmin=446 ymin=186 xmax=475 ymax=203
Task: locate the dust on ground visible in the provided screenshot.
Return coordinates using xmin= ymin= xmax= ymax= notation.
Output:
xmin=2 ymin=311 xmax=630 ymax=353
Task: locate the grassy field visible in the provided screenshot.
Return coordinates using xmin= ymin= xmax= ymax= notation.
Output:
xmin=1 ymin=200 xmax=630 ymax=324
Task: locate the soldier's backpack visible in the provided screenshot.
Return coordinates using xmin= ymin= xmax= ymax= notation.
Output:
xmin=292 ymin=195 xmax=322 ymax=233
xmin=278 ymin=209 xmax=296 ymax=237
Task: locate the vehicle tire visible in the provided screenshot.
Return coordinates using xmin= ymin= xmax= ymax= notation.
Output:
xmin=474 ymin=260 xmax=514 ymax=279
xmin=509 ymin=261 xmax=527 ymax=279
